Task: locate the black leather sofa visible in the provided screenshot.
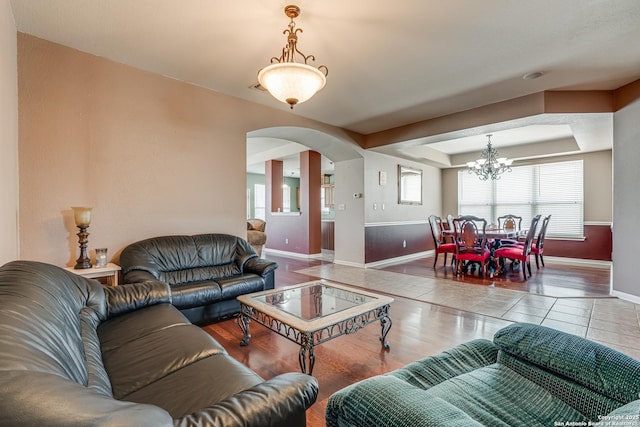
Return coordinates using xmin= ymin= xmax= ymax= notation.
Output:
xmin=119 ymin=233 xmax=277 ymax=325
xmin=0 ymin=260 xmax=318 ymax=426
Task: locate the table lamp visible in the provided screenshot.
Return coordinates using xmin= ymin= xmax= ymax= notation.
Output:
xmin=72 ymin=206 xmax=92 ymax=269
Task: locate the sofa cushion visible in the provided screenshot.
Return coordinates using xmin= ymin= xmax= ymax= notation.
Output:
xmin=428 ymin=363 xmax=587 ymax=426
xmin=217 ymin=273 xmax=265 ymax=299
xmin=99 ymin=306 xmax=227 ymax=399
xmin=388 ymin=339 xmax=498 ymax=389
xmin=170 ymin=280 xmax=222 ymax=309
xmin=98 ymin=303 xmax=191 ymax=352
xmin=326 ymin=374 xmax=486 ymax=427
xmin=123 ymin=353 xmax=265 ymax=418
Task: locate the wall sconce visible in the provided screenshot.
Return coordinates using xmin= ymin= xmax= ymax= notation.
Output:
xmin=72 ymin=206 xmax=92 ymax=269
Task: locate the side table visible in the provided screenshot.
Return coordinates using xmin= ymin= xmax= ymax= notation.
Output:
xmin=64 ymin=262 xmax=121 ymax=286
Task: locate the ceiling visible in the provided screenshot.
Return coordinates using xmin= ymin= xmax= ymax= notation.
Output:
xmin=10 ymin=0 xmax=640 ymax=174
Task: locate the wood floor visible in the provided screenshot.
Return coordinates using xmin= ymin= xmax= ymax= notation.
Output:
xmin=202 ymin=253 xmax=613 ymax=427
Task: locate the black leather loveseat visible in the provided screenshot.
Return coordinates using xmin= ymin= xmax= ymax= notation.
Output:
xmin=119 ymin=233 xmax=277 ymax=325
xmin=0 ymin=260 xmax=318 ymax=426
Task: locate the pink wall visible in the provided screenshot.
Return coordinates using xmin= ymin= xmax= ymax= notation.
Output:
xmin=17 ymin=34 xmax=355 ymax=267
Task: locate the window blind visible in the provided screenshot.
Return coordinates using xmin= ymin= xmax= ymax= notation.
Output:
xmin=458 ymin=160 xmax=584 ymax=238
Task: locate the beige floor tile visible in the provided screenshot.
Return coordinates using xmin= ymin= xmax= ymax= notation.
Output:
xmin=518 ymin=295 xmax=557 ymax=309
xmin=541 ymin=319 xmax=588 ymax=337
xmin=590 ymin=340 xmax=640 ymax=361
xmin=594 ymin=298 xmax=637 ymax=309
xmin=508 ymin=304 xmax=551 ymax=318
xmin=548 ymin=304 xmax=593 ymax=318
xmin=587 ymin=328 xmax=640 ymax=350
xmin=553 ymin=298 xmax=595 ymax=309
xmin=590 ymin=309 xmax=639 ymax=327
xmin=502 ymin=311 xmax=544 ymax=324
xmin=544 ymin=311 xmax=590 ymax=327
xmin=589 ymin=318 xmax=640 ymax=338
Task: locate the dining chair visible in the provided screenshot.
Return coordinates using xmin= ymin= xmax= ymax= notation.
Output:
xmin=446 ymin=214 xmax=455 ymax=231
xmin=496 ymin=214 xmax=525 ymax=247
xmin=428 ymin=215 xmax=456 ymax=268
xmin=530 ymin=214 xmax=551 ymax=269
xmin=452 ymin=215 xmax=490 ymax=276
xmin=494 ymin=215 xmax=541 ymax=280
xmin=497 ymin=214 xmax=523 ymax=231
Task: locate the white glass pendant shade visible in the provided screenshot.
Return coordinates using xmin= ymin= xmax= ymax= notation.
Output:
xmin=258 ymin=62 xmax=326 ymax=108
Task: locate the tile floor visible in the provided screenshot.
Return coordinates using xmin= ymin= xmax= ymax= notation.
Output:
xmin=296 ymin=264 xmax=640 ymax=360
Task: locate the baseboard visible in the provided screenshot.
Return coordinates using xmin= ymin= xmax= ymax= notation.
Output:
xmin=544 ymin=256 xmax=611 ymax=269
xmin=333 ymin=259 xmax=365 ymax=268
xmin=610 ymin=290 xmax=640 ymax=305
xmin=364 ymin=251 xmax=433 ymax=268
xmin=263 ymin=248 xmax=324 ymax=259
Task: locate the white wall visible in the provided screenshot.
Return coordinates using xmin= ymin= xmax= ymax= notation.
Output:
xmin=363 ymin=151 xmax=441 ymax=224
xmin=0 ymin=1 xmax=18 ymax=265
xmin=333 ymin=158 xmax=365 ymax=265
xmin=612 ymin=97 xmax=640 ymax=300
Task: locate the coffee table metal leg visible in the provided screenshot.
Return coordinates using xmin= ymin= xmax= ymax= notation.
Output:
xmin=380 ymin=312 xmax=392 ymax=350
xmin=238 ymin=306 xmax=252 ymax=346
xmin=298 ymin=333 xmax=315 ymax=375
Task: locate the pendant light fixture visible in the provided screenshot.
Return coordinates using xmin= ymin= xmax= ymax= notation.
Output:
xmin=258 ymin=5 xmax=328 ymax=109
xmin=466 ymin=135 xmax=513 ymax=180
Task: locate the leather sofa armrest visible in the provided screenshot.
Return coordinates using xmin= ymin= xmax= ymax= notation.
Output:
xmin=104 ymin=280 xmax=171 ymax=318
xmin=244 ymin=257 xmax=278 ymax=277
xmin=175 ymin=373 xmax=318 ymax=427
xmin=0 ymin=371 xmax=174 ymax=427
xmin=122 ymin=268 xmax=158 ymax=284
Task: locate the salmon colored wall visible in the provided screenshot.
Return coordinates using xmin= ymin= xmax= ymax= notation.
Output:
xmin=17 ymin=34 xmax=357 ymax=267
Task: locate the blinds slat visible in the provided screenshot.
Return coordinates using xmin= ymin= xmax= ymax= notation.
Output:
xmin=458 ymin=160 xmax=584 ymax=238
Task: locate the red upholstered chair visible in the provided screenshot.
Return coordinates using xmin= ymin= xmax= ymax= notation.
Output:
xmin=452 ymin=215 xmax=491 ymax=276
xmin=494 ymin=215 xmax=541 ymax=280
xmin=531 ymin=215 xmax=551 ymax=269
xmin=496 ymin=214 xmax=524 ymax=247
xmin=497 ymin=214 xmax=523 ymax=231
xmin=428 ymin=215 xmax=456 ymax=268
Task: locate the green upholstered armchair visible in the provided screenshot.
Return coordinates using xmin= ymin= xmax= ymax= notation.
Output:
xmin=326 ymin=323 xmax=640 ymax=427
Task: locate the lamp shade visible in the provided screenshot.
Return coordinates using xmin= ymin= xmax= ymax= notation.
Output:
xmin=71 ymin=206 xmax=92 ymax=227
xmin=258 ymin=62 xmax=326 ymax=107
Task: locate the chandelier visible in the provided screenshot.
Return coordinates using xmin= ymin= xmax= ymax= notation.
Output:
xmin=258 ymin=5 xmax=328 ymax=109
xmin=466 ymin=135 xmax=513 ymax=180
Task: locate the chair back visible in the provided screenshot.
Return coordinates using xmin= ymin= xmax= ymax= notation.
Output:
xmin=452 ymin=215 xmax=487 ymax=255
xmin=497 ymin=214 xmax=523 ymax=231
xmin=535 ymin=215 xmax=551 ymax=249
xmin=520 ymin=215 xmax=542 ymax=255
xmin=428 ymin=215 xmax=446 ymax=247
xmin=446 ymin=214 xmax=455 ymax=231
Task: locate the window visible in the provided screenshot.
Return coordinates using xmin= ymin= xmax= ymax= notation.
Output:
xmin=458 ymin=160 xmax=584 ymax=238
xmin=282 ymin=184 xmax=291 ymax=213
xmin=254 ymin=184 xmax=265 ymax=220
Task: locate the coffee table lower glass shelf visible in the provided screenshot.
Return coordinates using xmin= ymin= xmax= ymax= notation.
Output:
xmin=237 ymin=280 xmax=393 ymax=375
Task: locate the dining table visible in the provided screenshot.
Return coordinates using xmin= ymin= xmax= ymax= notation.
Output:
xmin=442 ymin=227 xmax=527 ymax=277
xmin=442 ymin=227 xmax=525 ymax=240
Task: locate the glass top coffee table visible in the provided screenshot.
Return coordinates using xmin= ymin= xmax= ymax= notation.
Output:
xmin=237 ymin=280 xmax=393 ymax=375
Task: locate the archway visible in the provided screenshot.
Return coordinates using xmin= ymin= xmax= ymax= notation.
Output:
xmin=246 ymin=127 xmax=364 ymax=263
